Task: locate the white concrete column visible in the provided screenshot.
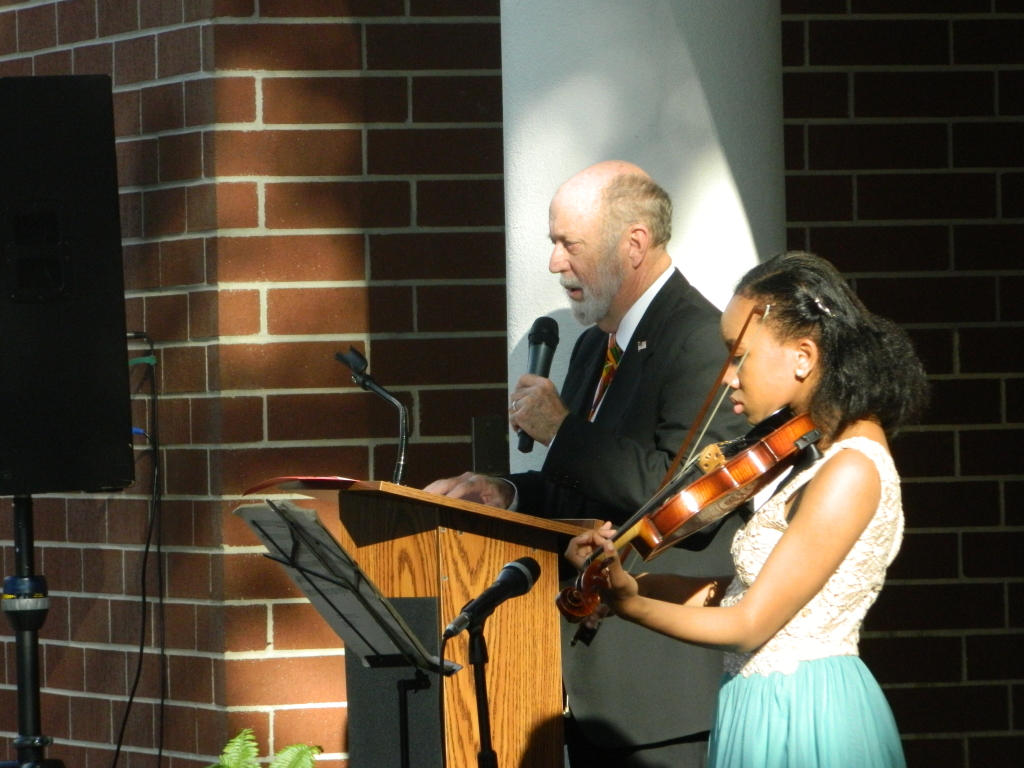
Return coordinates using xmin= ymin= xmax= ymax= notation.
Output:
xmin=501 ymin=0 xmax=785 ymax=472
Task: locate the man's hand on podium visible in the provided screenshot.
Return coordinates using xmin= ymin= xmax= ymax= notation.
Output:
xmin=423 ymin=472 xmax=516 ymax=508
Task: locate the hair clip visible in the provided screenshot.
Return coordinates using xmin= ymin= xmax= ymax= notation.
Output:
xmin=813 ymin=297 xmax=833 ymax=317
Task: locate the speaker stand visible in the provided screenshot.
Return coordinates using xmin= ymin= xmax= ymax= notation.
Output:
xmin=1 ymin=496 xmax=65 ymax=768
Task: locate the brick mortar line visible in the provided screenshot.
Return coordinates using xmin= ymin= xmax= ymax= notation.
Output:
xmin=835 ymin=270 xmax=1024 ymax=278
xmin=217 ymin=703 xmax=347 ymax=712
xmin=0 ymin=698 xmax=221 ymax=714
xmin=892 ymin=737 xmax=1019 ymax=741
xmin=0 ymin=15 xmax=503 ymax=53
xmin=119 ymin=225 xmax=507 ymax=243
xmin=863 ymin=628 xmax=1024 ymax=637
xmin=788 ymin=221 xmax=1024 ymax=228
xmin=204 ymin=279 xmax=509 ymax=289
xmin=902 ymin=422 xmax=1024 ymax=430
xmin=241 ymin=70 xmax=497 ymax=80
xmin=782 ymin=64 xmax=1024 ymax=73
xmin=119 ymin=173 xmax=505 ymax=190
xmin=0 ymin=735 xmax=263 ymax=762
xmin=6 ymin=640 xmax=347 ymax=661
xmin=117 ymin=228 xmax=505 ymax=249
xmin=883 ymin=681 xmax=1024 ymax=691
xmin=926 ymin=372 xmax=1024 ymax=379
xmin=159 ymin=122 xmax=507 ymax=131
xmin=867 ymin=321 xmax=1024 ymax=328
xmin=127 ymin=383 xmax=509 ymax=396
xmin=901 ymin=475 xmax=1024 ymax=484
xmin=886 ymin=577 xmax=1024 ymax=585
xmin=905 ymin=476 xmax=1024 ymax=482
xmin=785 ymin=168 xmax=1024 ymax=175
xmin=120 ymin=227 xmax=509 ymax=241
xmin=5 ymin=21 xmax=210 ymax=54
xmin=902 ymin=526 xmax=1024 ymax=534
xmin=788 ymin=219 xmax=1024 ymax=227
xmin=782 ymin=13 xmax=1024 ymax=20
xmin=787 ymin=219 xmax=1024 ymax=226
xmin=153 ymin=435 xmax=475 ymax=449
xmin=782 ymin=118 xmax=1024 ymax=125
xmin=233 ymin=68 xmax=503 ymax=77
xmin=207 ymin=16 xmax=500 ymax=25
xmin=157 ymin=331 xmax=508 ymax=342
xmin=0 ymin=56 xmax=505 ymax=84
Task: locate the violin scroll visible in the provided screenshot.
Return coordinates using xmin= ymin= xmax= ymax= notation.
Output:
xmin=556 ymin=554 xmax=617 ymax=621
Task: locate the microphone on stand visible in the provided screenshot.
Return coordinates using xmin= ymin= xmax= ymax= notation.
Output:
xmin=335 ymin=347 xmax=409 ymax=485
xmin=517 ymin=317 xmax=559 ymax=453
xmin=443 ymin=557 xmax=541 ymax=639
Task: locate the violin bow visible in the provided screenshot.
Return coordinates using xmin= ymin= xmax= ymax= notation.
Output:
xmin=606 ymin=305 xmax=770 ymax=572
xmin=658 ymin=304 xmax=770 ymax=490
xmin=571 ymin=305 xmax=772 ymax=645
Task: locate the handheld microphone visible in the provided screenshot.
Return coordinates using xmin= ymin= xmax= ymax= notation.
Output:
xmin=443 ymin=557 xmax=541 ymax=639
xmin=518 ymin=317 xmax=560 ymax=453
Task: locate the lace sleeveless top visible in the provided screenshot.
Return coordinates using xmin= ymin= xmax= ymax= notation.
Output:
xmin=720 ymin=437 xmax=903 ymax=677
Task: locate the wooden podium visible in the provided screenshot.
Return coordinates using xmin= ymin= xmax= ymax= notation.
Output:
xmin=336 ymin=481 xmax=584 ymax=768
xmin=247 ymin=478 xmax=586 ymax=768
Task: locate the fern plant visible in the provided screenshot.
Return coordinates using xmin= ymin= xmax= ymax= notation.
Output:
xmin=209 ymin=728 xmax=322 ymax=768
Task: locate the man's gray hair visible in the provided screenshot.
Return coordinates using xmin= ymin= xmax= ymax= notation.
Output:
xmin=601 ymin=173 xmax=673 ymax=249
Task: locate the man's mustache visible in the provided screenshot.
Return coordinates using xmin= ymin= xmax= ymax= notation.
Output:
xmin=560 ymin=277 xmax=584 ymax=292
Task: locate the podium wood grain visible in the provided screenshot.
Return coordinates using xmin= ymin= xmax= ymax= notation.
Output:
xmin=337 ymin=483 xmax=583 ymax=768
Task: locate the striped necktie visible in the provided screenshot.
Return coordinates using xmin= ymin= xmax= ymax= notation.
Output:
xmin=589 ymin=333 xmax=622 ymax=421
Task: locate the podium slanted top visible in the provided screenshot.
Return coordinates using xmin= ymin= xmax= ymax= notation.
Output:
xmin=243 ymin=476 xmax=588 ymax=537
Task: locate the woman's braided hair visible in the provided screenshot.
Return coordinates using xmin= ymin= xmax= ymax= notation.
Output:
xmin=735 ymin=251 xmax=929 ymax=439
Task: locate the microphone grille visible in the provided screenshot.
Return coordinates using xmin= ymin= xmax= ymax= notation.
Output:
xmin=513 ymin=556 xmax=541 ymax=585
xmin=528 ymin=316 xmax=559 ymax=347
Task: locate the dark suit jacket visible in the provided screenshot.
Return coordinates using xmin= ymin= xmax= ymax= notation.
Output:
xmin=508 ymin=270 xmax=749 ymax=749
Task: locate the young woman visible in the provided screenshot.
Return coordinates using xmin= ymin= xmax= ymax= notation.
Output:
xmin=566 ymin=252 xmax=928 ymax=768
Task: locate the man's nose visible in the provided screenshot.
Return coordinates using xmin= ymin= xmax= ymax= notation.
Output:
xmin=549 ymin=244 xmax=568 ymax=274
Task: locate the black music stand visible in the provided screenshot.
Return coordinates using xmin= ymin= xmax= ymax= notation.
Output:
xmin=235 ymin=501 xmax=459 ymax=768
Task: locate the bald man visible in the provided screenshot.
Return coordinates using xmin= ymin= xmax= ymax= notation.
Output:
xmin=426 ymin=162 xmax=746 ymax=767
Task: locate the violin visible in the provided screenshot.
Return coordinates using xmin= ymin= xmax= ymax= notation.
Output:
xmin=557 ymin=408 xmax=821 ymax=622
xmin=556 ymin=302 xmax=823 ymax=625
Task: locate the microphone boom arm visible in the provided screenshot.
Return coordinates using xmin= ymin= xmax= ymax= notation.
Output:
xmin=335 ymin=347 xmax=409 ymax=485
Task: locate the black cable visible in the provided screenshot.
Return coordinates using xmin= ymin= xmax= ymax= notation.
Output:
xmin=438 ymin=636 xmax=450 ymax=767
xmin=112 ymin=333 xmax=165 ymax=768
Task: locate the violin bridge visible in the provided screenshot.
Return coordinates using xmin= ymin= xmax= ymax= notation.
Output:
xmin=697 ymin=443 xmax=727 ymax=474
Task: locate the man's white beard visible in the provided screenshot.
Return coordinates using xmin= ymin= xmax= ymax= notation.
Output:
xmin=562 ymin=247 xmax=626 ymax=326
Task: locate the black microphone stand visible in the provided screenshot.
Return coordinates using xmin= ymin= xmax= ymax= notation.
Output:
xmin=335 ymin=347 xmax=409 ymax=485
xmin=468 ymin=617 xmax=498 ymax=768
xmin=1 ymin=495 xmax=66 ymax=768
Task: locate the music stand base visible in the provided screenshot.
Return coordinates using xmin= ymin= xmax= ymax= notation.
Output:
xmin=344 ymin=598 xmax=443 ymax=768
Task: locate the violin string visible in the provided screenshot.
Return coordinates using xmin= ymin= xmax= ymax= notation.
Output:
xmin=603 ymin=306 xmax=774 ymax=588
xmin=617 ymin=305 xmax=774 ymax=582
xmin=673 ymin=304 xmax=772 ymax=485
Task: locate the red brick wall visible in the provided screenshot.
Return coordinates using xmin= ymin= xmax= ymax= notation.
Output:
xmin=5 ymin=1 xmax=1020 ymax=766
xmin=782 ymin=2 xmax=1024 ymax=765
xmin=0 ymin=1 xmax=504 ymax=766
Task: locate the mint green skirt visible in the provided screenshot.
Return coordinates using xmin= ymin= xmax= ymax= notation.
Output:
xmin=707 ymin=656 xmax=906 ymax=768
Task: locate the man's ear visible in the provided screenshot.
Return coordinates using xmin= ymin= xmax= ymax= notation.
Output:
xmin=626 ymin=223 xmax=650 ymax=268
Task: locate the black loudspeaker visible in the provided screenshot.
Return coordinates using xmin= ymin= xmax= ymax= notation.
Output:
xmin=0 ymin=75 xmax=134 ymax=495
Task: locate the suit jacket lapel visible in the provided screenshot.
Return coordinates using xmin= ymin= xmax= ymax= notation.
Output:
xmin=592 ymin=271 xmax=686 ymax=430
xmin=562 ymin=327 xmax=607 ymax=418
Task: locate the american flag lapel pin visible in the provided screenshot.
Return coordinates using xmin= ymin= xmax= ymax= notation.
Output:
xmin=637 ymin=340 xmax=647 ymax=351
